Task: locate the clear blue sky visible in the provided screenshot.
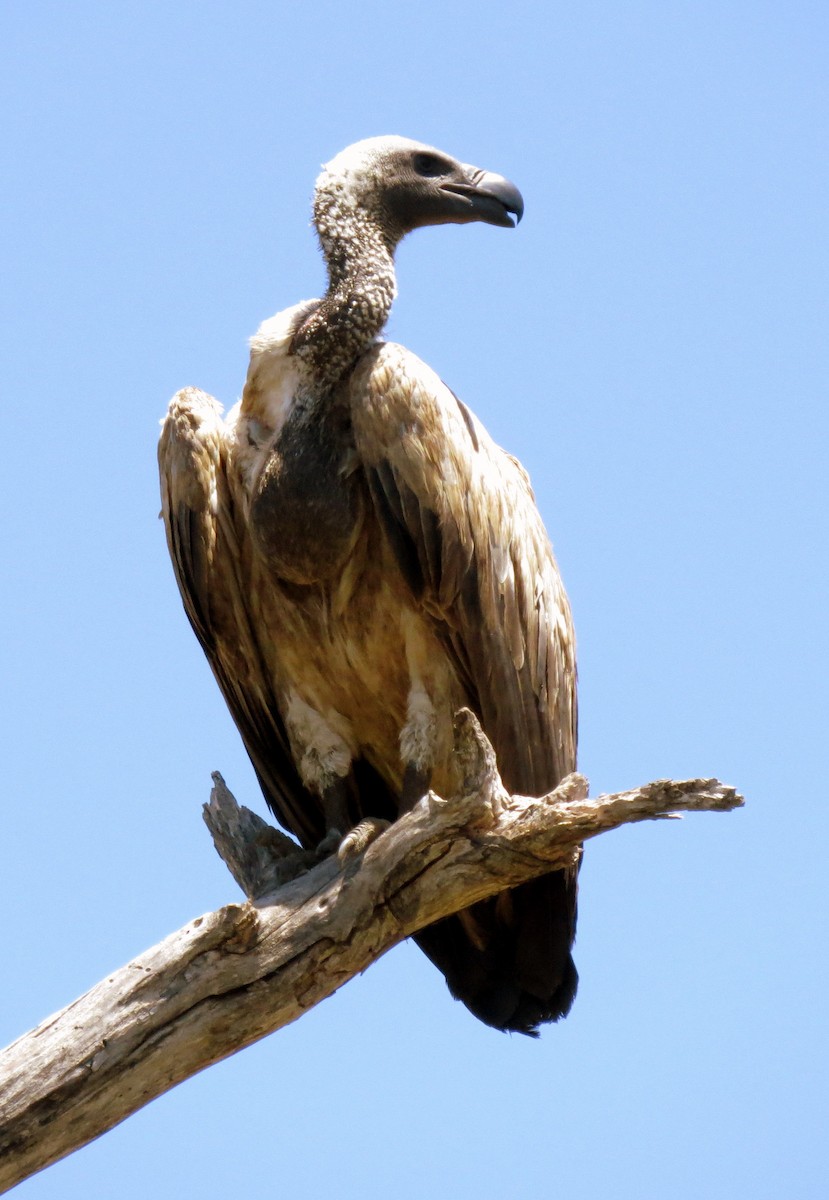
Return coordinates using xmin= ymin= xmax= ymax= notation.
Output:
xmin=2 ymin=2 xmax=827 ymax=1197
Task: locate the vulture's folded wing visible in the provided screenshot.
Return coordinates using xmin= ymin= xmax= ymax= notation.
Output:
xmin=350 ymin=343 xmax=577 ymax=796
xmin=158 ymin=387 xmax=317 ymax=845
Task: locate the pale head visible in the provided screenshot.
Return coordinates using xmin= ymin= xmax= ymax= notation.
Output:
xmin=314 ymin=135 xmax=524 ymax=247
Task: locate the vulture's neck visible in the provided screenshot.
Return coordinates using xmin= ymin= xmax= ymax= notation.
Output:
xmin=292 ymin=191 xmax=398 ymax=392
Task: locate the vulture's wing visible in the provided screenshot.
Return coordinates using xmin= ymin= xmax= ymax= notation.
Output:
xmin=351 ymin=343 xmax=579 ymax=1031
xmin=158 ymin=387 xmax=317 ymax=845
xmin=350 ymin=343 xmax=577 ymax=796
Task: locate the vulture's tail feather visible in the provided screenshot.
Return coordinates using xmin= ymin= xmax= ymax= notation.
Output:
xmin=413 ymin=872 xmax=578 ymax=1035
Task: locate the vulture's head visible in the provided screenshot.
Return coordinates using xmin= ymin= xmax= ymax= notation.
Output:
xmin=314 ymin=136 xmax=524 ymax=249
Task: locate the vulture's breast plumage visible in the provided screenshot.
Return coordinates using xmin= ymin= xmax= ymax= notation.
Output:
xmin=248 ymin=394 xmax=364 ymax=587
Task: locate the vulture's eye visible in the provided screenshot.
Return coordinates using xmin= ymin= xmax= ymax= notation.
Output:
xmin=413 ymin=153 xmax=449 ymax=178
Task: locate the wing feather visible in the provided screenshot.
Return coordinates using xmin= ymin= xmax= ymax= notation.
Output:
xmin=350 ymin=344 xmax=577 ymax=795
xmin=350 ymin=343 xmax=580 ymax=1030
xmin=158 ymin=387 xmax=319 ymax=845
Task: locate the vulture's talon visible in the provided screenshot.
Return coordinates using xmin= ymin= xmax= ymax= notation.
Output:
xmin=337 ymin=818 xmax=392 ymax=864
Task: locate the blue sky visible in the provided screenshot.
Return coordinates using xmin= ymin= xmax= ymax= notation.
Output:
xmin=2 ymin=2 xmax=827 ymax=1197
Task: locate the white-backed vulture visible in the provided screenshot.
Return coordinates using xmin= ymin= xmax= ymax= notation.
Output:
xmin=159 ymin=136 xmax=579 ymax=1035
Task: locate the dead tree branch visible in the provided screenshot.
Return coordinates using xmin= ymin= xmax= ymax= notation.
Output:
xmin=0 ymin=711 xmax=743 ymax=1192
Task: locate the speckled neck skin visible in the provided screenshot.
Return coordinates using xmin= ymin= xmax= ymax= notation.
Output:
xmin=291 ymin=171 xmax=399 ymax=392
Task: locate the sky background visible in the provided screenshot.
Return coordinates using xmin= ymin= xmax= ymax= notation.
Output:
xmin=1 ymin=2 xmax=827 ymax=1197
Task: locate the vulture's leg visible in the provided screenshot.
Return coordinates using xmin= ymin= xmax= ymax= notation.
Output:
xmin=400 ymin=763 xmax=431 ymax=813
xmin=315 ymin=778 xmax=351 ymax=857
xmin=337 ymin=763 xmax=430 ymax=863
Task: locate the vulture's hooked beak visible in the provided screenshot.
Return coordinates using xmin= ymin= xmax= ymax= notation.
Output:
xmin=441 ymin=167 xmax=524 ymax=228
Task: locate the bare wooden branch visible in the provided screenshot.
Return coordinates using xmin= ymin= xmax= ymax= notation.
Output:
xmin=0 ymin=712 xmax=743 ymax=1193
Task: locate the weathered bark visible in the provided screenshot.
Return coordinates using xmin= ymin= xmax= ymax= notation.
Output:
xmin=0 ymin=712 xmax=743 ymax=1193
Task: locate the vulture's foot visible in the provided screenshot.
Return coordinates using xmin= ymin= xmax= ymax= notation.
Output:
xmin=315 ymin=827 xmax=346 ymax=859
xmin=254 ymin=835 xmax=319 ymax=892
xmin=271 ymin=849 xmax=319 ymax=886
xmin=337 ymin=817 xmax=391 ymax=863
xmin=253 ymin=829 xmax=320 ymax=888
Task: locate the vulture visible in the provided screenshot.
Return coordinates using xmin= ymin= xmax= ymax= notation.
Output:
xmin=159 ymin=136 xmax=578 ymax=1035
